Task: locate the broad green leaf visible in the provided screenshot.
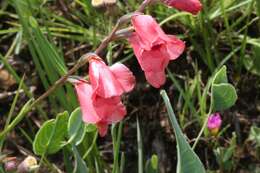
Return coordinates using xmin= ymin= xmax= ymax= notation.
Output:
xmin=211 ymin=66 xmax=237 ymax=111
xmin=160 ymin=90 xmax=206 ymax=173
xmin=68 ymin=108 xmax=86 ymax=145
xmin=72 ymin=145 xmax=88 ymax=173
xmin=212 ymin=83 xmax=237 ymax=111
xmin=33 ymin=112 xmax=69 ymax=155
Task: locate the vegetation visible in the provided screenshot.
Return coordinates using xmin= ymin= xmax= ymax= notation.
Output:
xmin=0 ymin=0 xmax=259 ymax=172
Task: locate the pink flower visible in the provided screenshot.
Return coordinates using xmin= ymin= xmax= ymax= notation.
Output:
xmin=73 ymin=57 xmax=135 ymax=136
xmin=207 ymin=113 xmax=222 ymax=135
xmin=128 ymin=14 xmax=185 ymax=88
xmin=162 ymin=0 xmax=202 ymax=15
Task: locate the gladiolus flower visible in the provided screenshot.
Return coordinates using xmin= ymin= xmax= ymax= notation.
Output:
xmin=162 ymin=0 xmax=202 ymax=15
xmin=207 ymin=113 xmax=222 ymax=135
xmin=73 ymin=57 xmax=135 ymax=136
xmin=128 ymin=14 xmax=185 ymax=88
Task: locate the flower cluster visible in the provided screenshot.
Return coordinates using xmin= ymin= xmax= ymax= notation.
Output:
xmin=73 ymin=0 xmax=202 ymax=136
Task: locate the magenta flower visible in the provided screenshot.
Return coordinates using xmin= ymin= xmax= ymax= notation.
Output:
xmin=207 ymin=113 xmax=222 ymax=135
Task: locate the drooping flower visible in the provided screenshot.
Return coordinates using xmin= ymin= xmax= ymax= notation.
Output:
xmin=207 ymin=113 xmax=222 ymax=135
xmin=128 ymin=14 xmax=185 ymax=88
xmin=73 ymin=57 xmax=135 ymax=136
xmin=162 ymin=0 xmax=202 ymax=15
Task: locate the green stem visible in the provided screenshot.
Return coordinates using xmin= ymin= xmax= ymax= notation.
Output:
xmin=112 ymin=122 xmax=123 ymax=173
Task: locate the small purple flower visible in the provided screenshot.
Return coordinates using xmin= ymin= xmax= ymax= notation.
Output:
xmin=207 ymin=113 xmax=222 ymax=134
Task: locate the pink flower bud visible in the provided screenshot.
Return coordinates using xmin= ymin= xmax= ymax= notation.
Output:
xmin=207 ymin=113 xmax=222 ymax=135
xmin=17 ymin=156 xmax=37 ymax=173
xmin=4 ymin=160 xmax=17 ymax=172
xmin=162 ymin=0 xmax=202 ymax=15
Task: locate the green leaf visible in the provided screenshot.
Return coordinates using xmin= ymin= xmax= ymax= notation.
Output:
xmin=211 ymin=66 xmax=237 ymax=111
xmin=244 ymin=46 xmax=260 ymax=76
xmin=72 ymin=145 xmax=88 ymax=173
xmin=248 ymin=126 xmax=260 ymax=147
xmin=29 ymin=16 xmax=38 ymax=28
xmin=151 ymin=155 xmax=158 ymax=170
xmin=212 ymin=84 xmax=237 ymax=111
xmin=213 ymin=66 xmax=228 ymax=84
xmin=145 ymin=154 xmax=158 ymax=173
xmin=160 ymin=90 xmax=206 ymax=173
xmin=33 ymin=112 xmax=69 ymax=155
xmin=85 ymin=124 xmax=97 ymax=133
xmin=68 ymin=108 xmax=86 ymax=145
xmin=256 ymin=0 xmax=260 ymax=16
xmin=13 ymin=0 xmax=77 ymax=110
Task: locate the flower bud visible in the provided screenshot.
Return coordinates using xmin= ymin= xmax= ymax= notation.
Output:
xmin=207 ymin=113 xmax=222 ymax=136
xmin=161 ymin=0 xmax=202 ymax=15
xmin=17 ymin=156 xmax=38 ymax=173
xmin=4 ymin=160 xmax=17 ymax=172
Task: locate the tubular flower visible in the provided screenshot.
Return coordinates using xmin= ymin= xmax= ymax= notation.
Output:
xmin=128 ymin=14 xmax=185 ymax=88
xmin=207 ymin=113 xmax=222 ymax=135
xmin=162 ymin=0 xmax=202 ymax=15
xmin=74 ymin=57 xmax=135 ymax=136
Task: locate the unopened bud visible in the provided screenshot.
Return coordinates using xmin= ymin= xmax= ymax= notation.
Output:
xmin=4 ymin=160 xmax=17 ymax=172
xmin=207 ymin=113 xmax=222 ymax=136
xmin=17 ymin=156 xmax=38 ymax=173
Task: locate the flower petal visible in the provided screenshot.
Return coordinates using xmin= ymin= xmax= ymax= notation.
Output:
xmin=131 ymin=15 xmax=167 ymax=49
xmin=105 ymin=101 xmax=126 ymax=123
xmin=96 ymin=122 xmax=109 ymax=137
xmin=75 ymin=82 xmax=101 ymax=123
xmin=129 ymin=34 xmax=169 ymax=72
xmin=207 ymin=113 xmax=222 ymax=129
xmin=145 ymin=71 xmax=166 ymax=88
xmin=89 ymin=58 xmax=124 ymax=98
xmin=166 ymin=35 xmax=185 ymax=60
xmin=93 ymin=95 xmax=122 ymax=120
xmin=139 ymin=45 xmax=170 ymax=72
xmin=110 ymin=63 xmax=136 ymax=92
